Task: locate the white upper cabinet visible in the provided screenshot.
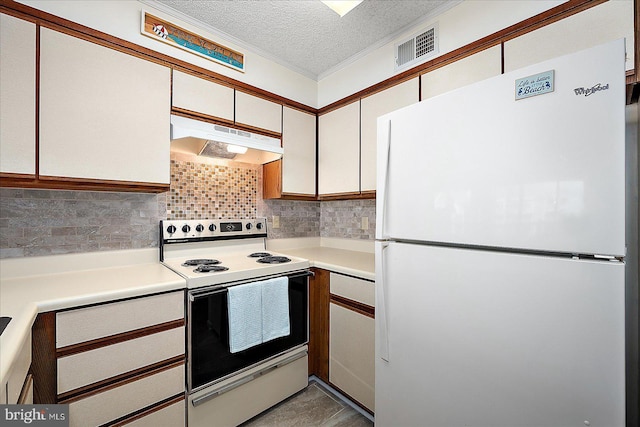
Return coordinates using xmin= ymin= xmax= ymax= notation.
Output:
xmin=421 ymin=46 xmax=502 ymax=100
xmin=0 ymin=13 xmax=36 ymax=175
xmin=171 ymin=70 xmax=234 ymax=122
xmin=282 ymin=107 xmax=316 ymax=195
xmin=235 ymin=91 xmax=282 ymax=134
xmin=360 ymin=78 xmax=419 ymax=192
xmin=504 ymin=0 xmax=634 ymax=72
xmin=318 ymin=101 xmax=360 ymax=196
xmin=39 ymin=28 xmax=171 ymax=184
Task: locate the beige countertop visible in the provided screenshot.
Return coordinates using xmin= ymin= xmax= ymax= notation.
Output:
xmin=268 ymin=237 xmax=375 ymax=281
xmin=0 ymin=249 xmax=186 ymax=385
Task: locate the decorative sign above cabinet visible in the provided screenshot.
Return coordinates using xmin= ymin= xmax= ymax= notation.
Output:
xmin=141 ymin=11 xmax=245 ymax=72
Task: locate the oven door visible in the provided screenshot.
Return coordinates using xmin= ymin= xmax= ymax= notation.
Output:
xmin=188 ymin=270 xmax=310 ymax=392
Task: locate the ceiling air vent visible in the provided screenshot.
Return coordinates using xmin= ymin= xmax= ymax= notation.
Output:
xmin=395 ymin=23 xmax=439 ymax=71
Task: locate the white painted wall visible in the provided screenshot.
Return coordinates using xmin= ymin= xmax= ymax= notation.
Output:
xmin=17 ymin=0 xmax=318 ymax=108
xmin=317 ymin=1 xmax=565 ymax=107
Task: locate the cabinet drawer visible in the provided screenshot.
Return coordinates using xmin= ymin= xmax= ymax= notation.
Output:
xmin=330 ymin=273 xmax=374 ymax=307
xmin=121 ymin=398 xmax=185 ymax=427
xmin=58 ymin=327 xmax=185 ymax=394
xmin=68 ymin=364 xmax=184 ymax=427
xmin=57 ymin=291 xmax=184 ymax=348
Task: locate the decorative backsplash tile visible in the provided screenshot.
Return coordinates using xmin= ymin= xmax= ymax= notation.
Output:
xmin=167 ymin=158 xmax=258 ymax=220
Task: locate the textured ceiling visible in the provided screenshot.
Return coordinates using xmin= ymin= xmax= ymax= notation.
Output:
xmin=147 ymin=0 xmax=459 ymax=79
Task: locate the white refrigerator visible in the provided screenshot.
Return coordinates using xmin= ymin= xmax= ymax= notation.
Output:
xmin=375 ymin=39 xmax=626 ymax=427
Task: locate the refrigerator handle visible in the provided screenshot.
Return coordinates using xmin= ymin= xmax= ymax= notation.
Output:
xmin=378 ymin=119 xmax=392 ymax=240
xmin=378 ymin=241 xmax=390 ymax=362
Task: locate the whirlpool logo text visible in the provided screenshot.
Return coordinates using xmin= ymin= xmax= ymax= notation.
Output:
xmin=574 ymin=83 xmax=610 ymax=96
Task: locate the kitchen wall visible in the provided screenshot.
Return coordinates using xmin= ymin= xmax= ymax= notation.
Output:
xmin=0 ymin=156 xmax=376 ymax=258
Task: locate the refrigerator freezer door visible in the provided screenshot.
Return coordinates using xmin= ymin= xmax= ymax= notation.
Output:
xmin=376 ymin=40 xmax=626 ymax=257
xmin=375 ymin=241 xmax=625 ymax=427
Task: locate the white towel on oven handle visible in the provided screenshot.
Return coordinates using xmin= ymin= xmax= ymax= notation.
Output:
xmin=227 ymin=281 xmax=263 ymax=353
xmin=261 ymin=276 xmax=290 ymax=342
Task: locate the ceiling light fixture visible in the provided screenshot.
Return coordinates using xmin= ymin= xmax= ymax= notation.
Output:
xmin=321 ymin=0 xmax=363 ymax=17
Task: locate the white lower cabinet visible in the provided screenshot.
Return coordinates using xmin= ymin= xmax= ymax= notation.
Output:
xmin=328 ymin=273 xmax=375 ymax=412
xmin=67 ymin=364 xmax=185 ymax=427
xmin=4 ymin=330 xmax=32 ymax=404
xmin=49 ymin=290 xmax=186 ymax=427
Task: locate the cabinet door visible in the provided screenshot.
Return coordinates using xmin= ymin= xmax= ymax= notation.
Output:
xmin=235 ymin=91 xmax=282 ymax=133
xmin=504 ymin=1 xmax=634 ymax=72
xmin=172 ymin=70 xmax=234 ymax=122
xmin=360 ymin=78 xmax=419 ymax=192
xmin=282 ymin=107 xmax=316 ymax=195
xmin=39 ymin=28 xmax=171 ymax=184
xmin=421 ymin=45 xmax=501 ymax=99
xmin=318 ymin=101 xmax=360 ymax=196
xmin=0 ymin=13 xmax=36 ymax=175
xmin=329 ymin=303 xmax=375 ymax=411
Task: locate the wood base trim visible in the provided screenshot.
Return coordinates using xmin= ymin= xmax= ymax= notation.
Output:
xmin=107 ymin=393 xmax=186 ymax=427
xmin=57 ymin=319 xmax=185 ymax=358
xmin=57 ymin=356 xmax=185 ymax=404
xmin=330 ymin=294 xmax=375 ymax=319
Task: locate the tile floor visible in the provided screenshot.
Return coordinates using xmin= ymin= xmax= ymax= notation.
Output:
xmin=241 ymin=380 xmax=374 ymax=427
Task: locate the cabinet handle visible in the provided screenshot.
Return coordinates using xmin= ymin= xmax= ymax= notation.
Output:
xmin=377 ymin=242 xmax=390 ymax=362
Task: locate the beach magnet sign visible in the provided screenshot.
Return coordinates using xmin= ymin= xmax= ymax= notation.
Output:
xmin=515 ymin=70 xmax=554 ymax=100
xmin=141 ymin=11 xmax=244 ymax=72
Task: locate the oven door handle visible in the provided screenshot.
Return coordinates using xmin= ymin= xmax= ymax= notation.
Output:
xmin=189 ymin=269 xmax=314 ymax=301
xmin=191 ymin=350 xmax=307 ymax=407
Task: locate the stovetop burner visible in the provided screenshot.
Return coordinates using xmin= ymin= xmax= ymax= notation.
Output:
xmin=193 ymin=265 xmax=229 ymax=273
xmin=182 ymin=259 xmax=221 ymax=267
xmin=257 ymin=256 xmax=291 ymax=264
xmin=248 ymin=252 xmax=272 ymax=258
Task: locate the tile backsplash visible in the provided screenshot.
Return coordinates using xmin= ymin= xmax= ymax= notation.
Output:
xmin=0 ymin=188 xmax=165 ymax=258
xmin=0 ymin=155 xmax=376 ymax=258
xmin=168 ymin=157 xmax=258 ymax=220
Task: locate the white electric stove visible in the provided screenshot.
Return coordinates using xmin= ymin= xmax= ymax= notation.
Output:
xmin=159 ymin=218 xmax=310 ymax=427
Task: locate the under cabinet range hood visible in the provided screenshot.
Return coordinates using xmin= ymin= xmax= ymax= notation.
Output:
xmin=170 ymin=115 xmax=283 ymax=164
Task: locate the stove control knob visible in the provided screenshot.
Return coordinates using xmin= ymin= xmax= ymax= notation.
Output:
xmin=246 ymin=223 xmax=253 ymax=230
xmin=182 ymin=224 xmax=191 ymax=233
xmin=209 ymin=224 xmax=217 ymax=232
xmin=195 ymin=224 xmax=204 ymax=232
xmin=256 ymin=222 xmax=263 ymax=230
xmin=166 ymin=225 xmax=177 ymax=234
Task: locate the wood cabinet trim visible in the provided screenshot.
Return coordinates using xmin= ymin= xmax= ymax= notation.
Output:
xmin=0 ymin=0 xmax=315 ymax=115
xmin=330 ymin=294 xmax=375 ymax=319
xmin=308 ymin=268 xmax=330 ymax=382
xmin=56 ymin=319 xmax=185 ymax=358
xmin=57 ymin=357 xmax=185 ymax=404
xmin=171 ymin=107 xmax=235 ymax=128
xmin=1 ymin=174 xmax=170 ymax=193
xmin=108 ymin=393 xmax=185 ymax=427
xmin=31 ymin=312 xmax=57 ymax=404
xmin=327 ymin=381 xmax=374 ymax=416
